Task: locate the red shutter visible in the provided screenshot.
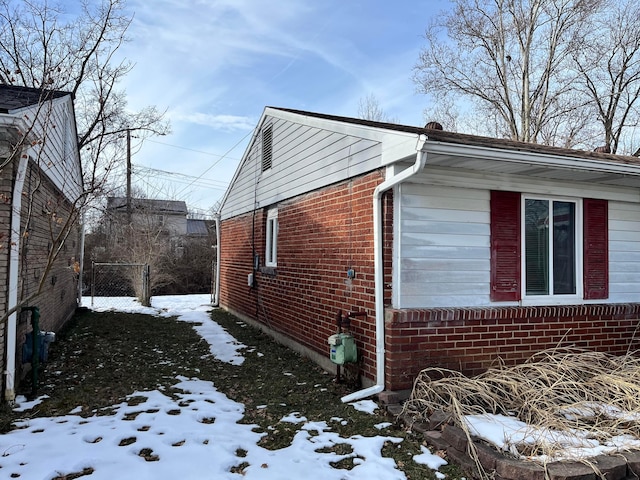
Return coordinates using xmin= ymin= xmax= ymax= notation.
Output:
xmin=490 ymin=191 xmax=521 ymax=301
xmin=583 ymin=198 xmax=608 ymax=300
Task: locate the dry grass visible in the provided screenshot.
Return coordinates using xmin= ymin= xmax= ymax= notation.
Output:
xmin=403 ymin=347 xmax=640 ymax=469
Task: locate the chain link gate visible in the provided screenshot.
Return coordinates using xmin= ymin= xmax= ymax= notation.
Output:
xmin=90 ymin=262 xmax=151 ymax=308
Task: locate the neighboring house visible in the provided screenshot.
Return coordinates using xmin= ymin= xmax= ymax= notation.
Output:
xmin=187 ymin=218 xmax=210 ymax=237
xmin=217 ymin=107 xmax=640 ymax=402
xmin=105 ymin=197 xmax=189 ymax=238
xmin=0 ymin=85 xmax=83 ymax=401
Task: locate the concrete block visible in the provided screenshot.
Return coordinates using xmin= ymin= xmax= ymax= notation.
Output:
xmin=546 ymin=461 xmax=596 ymax=480
xmin=621 ymin=451 xmax=640 ymax=477
xmin=473 ymin=442 xmax=503 ymax=471
xmin=496 ymin=456 xmax=546 ymax=480
xmin=377 ymin=390 xmax=401 ymax=405
xmin=423 ymin=430 xmax=450 ymax=451
xmin=442 ymin=425 xmax=468 ymax=452
xmin=591 ymin=455 xmax=627 ymax=480
xmin=429 ymin=409 xmax=451 ymax=430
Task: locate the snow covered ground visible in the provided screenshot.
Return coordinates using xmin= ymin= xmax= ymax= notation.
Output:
xmin=3 ymin=295 xmax=449 ymax=480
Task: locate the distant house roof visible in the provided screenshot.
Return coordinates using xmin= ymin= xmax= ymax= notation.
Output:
xmin=0 ymin=84 xmax=69 ymax=113
xmin=187 ymin=219 xmax=209 ymax=235
xmin=270 ymin=107 xmax=640 ymax=167
xmin=106 ymin=197 xmax=188 ymax=215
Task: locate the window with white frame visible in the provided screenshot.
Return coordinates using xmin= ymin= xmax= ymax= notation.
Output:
xmin=265 ymin=208 xmax=278 ymax=267
xmin=522 ymin=196 xmax=581 ymax=298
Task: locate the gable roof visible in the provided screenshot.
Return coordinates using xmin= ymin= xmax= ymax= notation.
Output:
xmin=0 ymin=85 xmax=69 ymax=113
xmin=271 ymin=107 xmax=640 ymax=167
xmin=219 ymin=106 xmax=640 ymax=219
xmin=107 ymin=197 xmax=188 ymax=215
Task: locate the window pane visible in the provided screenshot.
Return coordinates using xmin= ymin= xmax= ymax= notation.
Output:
xmin=266 ymin=218 xmax=275 ymax=263
xmin=525 ymin=199 xmax=549 ymax=295
xmin=553 ymin=201 xmax=576 ymax=294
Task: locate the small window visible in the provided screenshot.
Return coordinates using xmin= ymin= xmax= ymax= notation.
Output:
xmin=265 ymin=208 xmax=278 ymax=267
xmin=261 ymin=125 xmax=273 ymax=172
xmin=522 ymin=196 xmax=581 ymax=298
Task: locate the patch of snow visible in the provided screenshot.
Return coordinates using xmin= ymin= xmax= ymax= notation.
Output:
xmin=281 ymin=412 xmax=307 ymax=424
xmin=13 ymin=395 xmax=49 ymax=412
xmin=349 ymin=399 xmax=379 ymax=414
xmin=413 ymin=445 xmax=447 ymax=471
xmin=374 ymin=422 xmax=392 ymax=430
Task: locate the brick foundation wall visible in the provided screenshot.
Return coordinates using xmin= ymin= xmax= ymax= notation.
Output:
xmin=385 ymin=304 xmax=640 ymax=392
xmin=220 ymin=171 xmax=389 ymax=382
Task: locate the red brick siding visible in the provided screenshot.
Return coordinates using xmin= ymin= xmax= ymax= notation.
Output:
xmin=221 ymin=170 xmax=640 ymax=395
xmin=385 ymin=305 xmax=640 ymax=391
xmin=220 ymin=171 xmax=387 ymax=381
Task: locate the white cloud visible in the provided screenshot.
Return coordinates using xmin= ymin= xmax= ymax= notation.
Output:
xmin=173 ymin=112 xmax=256 ymax=131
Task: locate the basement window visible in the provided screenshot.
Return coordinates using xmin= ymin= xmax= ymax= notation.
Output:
xmin=265 ymin=207 xmax=278 ymax=267
xmin=261 ymin=124 xmax=273 ymax=172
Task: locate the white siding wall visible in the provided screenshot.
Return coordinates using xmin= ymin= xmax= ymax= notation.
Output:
xmin=397 ymin=168 xmax=640 ymax=308
xmin=396 ymin=183 xmax=491 ymax=308
xmin=22 ymin=96 xmax=82 ymax=201
xmin=609 ymin=201 xmax=640 ymax=302
xmin=220 ymin=111 xmax=419 ymax=220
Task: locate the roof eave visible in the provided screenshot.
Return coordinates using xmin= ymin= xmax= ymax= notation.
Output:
xmin=424 ymin=140 xmax=640 ymax=177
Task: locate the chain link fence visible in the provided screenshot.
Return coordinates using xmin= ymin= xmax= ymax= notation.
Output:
xmin=90 ymin=262 xmax=151 ymax=309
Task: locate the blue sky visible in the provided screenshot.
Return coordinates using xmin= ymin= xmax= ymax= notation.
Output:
xmin=115 ymin=0 xmax=446 ymax=213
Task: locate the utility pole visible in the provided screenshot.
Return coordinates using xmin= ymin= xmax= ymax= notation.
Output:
xmin=126 ymin=128 xmax=132 ymax=225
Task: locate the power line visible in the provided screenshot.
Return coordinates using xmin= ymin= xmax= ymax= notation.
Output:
xmin=175 ymin=129 xmax=253 ymax=198
xmin=131 ymin=164 xmax=229 ymax=190
xmin=145 ymin=138 xmax=240 ymax=161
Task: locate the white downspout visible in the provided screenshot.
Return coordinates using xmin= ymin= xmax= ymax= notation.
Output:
xmin=341 ymin=135 xmax=427 ymax=403
xmin=78 ymin=217 xmax=86 ymax=306
xmin=5 ymin=152 xmax=29 ymax=402
xmin=212 ymin=213 xmax=221 ymax=306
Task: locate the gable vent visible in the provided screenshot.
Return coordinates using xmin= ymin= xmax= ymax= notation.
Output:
xmin=261 ymin=124 xmax=273 ymax=172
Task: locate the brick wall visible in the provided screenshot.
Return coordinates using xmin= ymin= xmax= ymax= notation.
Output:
xmin=220 ymin=171 xmax=388 ymax=382
xmin=9 ymin=160 xmax=80 ymax=382
xmin=220 ymin=168 xmax=640 ymax=395
xmin=385 ymin=304 xmax=640 ymax=392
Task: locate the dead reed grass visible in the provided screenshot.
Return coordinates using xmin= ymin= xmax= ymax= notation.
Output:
xmin=402 ymin=347 xmax=640 ymax=464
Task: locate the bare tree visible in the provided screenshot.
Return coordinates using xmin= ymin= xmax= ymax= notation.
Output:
xmin=0 ymin=0 xmax=169 ymax=193
xmin=413 ymin=0 xmax=602 ymax=145
xmin=0 ymin=0 xmax=169 ymax=325
xmin=357 ymin=93 xmax=398 ymax=123
xmin=572 ymin=0 xmax=640 ymax=154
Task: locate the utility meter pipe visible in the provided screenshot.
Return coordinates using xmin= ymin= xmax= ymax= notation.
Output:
xmin=22 ymin=307 xmax=40 ymax=397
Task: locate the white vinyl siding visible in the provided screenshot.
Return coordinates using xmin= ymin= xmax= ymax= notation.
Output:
xmin=398 ymin=169 xmax=640 ymax=308
xmin=609 ymin=201 xmax=640 ymax=302
xmin=220 ymin=110 xmax=419 ymax=221
xmin=396 ymin=183 xmax=491 ymax=308
xmin=20 ymin=96 xmax=82 ymax=201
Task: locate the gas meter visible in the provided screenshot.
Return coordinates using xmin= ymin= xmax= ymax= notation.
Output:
xmin=328 ymin=333 xmax=357 ymax=365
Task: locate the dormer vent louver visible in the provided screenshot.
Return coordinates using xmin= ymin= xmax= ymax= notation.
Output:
xmin=261 ymin=125 xmax=273 ymax=172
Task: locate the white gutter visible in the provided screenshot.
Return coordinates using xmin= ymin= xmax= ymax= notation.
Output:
xmin=5 ymin=152 xmax=29 ymax=402
xmin=341 ymin=135 xmax=428 ymax=403
xmin=212 ymin=213 xmax=221 ymax=306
